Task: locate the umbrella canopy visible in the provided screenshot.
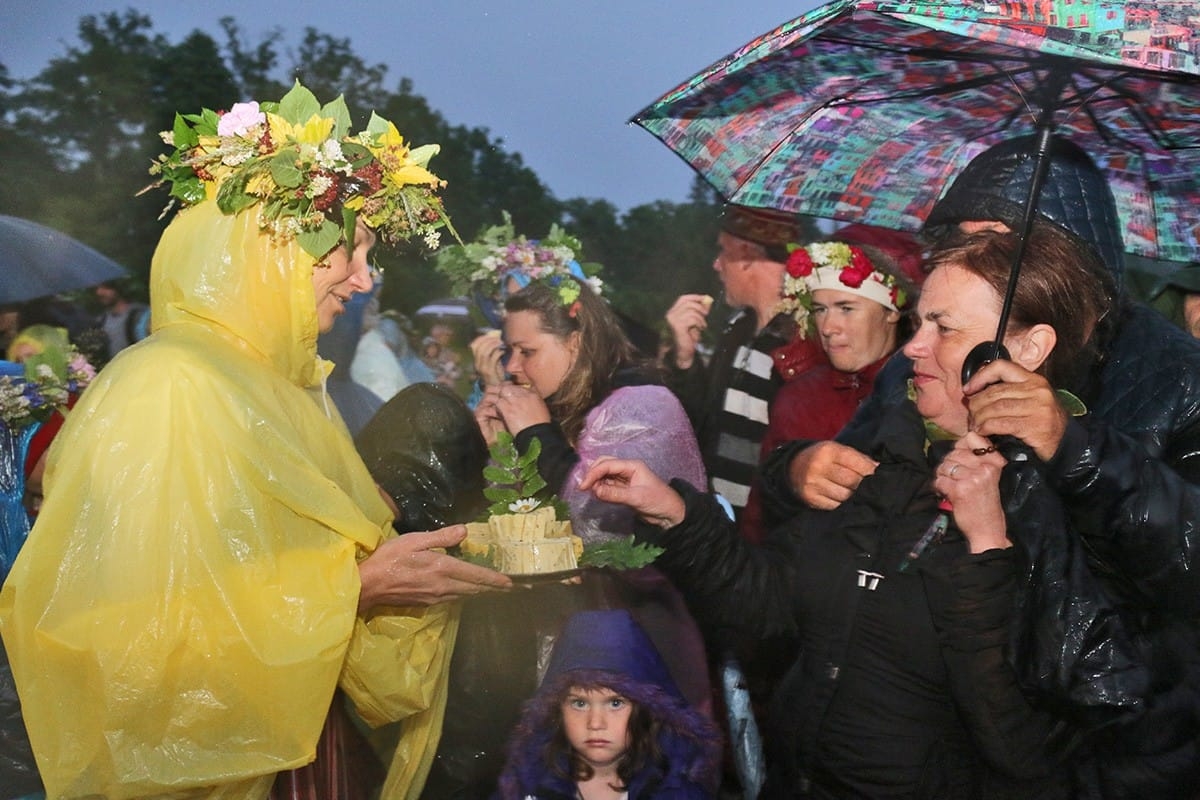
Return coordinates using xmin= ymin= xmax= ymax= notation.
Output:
xmin=633 ymin=0 xmax=1200 ymax=262
xmin=0 ymin=215 xmax=129 ymax=304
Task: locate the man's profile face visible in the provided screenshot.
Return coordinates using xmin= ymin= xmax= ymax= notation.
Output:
xmin=712 ymin=232 xmax=763 ymax=308
xmin=94 ymin=284 xmax=119 ymax=308
xmin=1183 ymin=294 xmax=1200 ymax=339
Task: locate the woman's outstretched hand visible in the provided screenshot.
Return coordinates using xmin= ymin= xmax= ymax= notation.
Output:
xmin=357 ymin=525 xmax=512 ymax=613
xmin=578 ymin=457 xmax=686 ymax=529
xmin=933 ymin=432 xmax=1010 ymax=554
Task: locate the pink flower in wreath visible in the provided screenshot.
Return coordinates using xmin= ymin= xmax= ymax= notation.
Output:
xmin=217 ymin=102 xmax=265 ymax=138
xmin=786 ymin=248 xmax=815 ymax=277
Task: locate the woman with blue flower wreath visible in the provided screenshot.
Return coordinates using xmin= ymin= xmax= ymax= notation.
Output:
xmin=421 ymin=224 xmax=715 ymax=798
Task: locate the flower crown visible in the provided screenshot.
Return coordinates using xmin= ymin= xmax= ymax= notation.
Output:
xmin=1 ymin=347 xmax=95 ymax=430
xmin=145 ymin=81 xmax=456 ymax=260
xmin=779 ymin=241 xmax=908 ymax=330
xmin=434 ymin=212 xmax=603 ymax=308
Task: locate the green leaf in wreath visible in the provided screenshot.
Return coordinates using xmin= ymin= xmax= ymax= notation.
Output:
xmin=297 ymin=220 xmax=342 ymax=261
xmin=172 ymin=113 xmax=200 ymax=149
xmin=483 ymin=465 xmax=515 ymax=484
xmin=321 ymin=95 xmax=352 ymax=138
xmin=270 ymin=150 xmax=304 ymax=189
xmin=483 ymin=487 xmax=521 ymax=505
xmin=278 ymin=80 xmax=321 ymax=125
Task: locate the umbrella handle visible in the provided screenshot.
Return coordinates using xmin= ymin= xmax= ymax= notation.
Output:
xmin=961 ymin=340 xmax=1011 ymax=384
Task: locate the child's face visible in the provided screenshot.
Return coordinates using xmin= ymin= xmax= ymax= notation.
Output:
xmin=561 ymin=686 xmax=633 ymax=771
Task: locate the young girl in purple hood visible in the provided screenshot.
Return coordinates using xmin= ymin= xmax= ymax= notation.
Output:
xmin=496 ymin=610 xmax=722 ymax=800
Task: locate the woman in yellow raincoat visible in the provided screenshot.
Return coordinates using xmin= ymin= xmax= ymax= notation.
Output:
xmin=0 ymin=83 xmax=510 ymax=800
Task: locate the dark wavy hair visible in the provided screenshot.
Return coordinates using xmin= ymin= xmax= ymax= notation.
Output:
xmin=496 ymin=668 xmax=722 ymax=800
xmin=504 ymin=278 xmax=639 ymax=442
xmin=925 ymin=224 xmax=1115 ymax=392
xmin=543 ymin=678 xmax=663 ymax=791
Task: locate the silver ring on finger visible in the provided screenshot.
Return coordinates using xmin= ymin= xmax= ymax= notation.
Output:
xmin=949 ymin=464 xmax=960 ymax=478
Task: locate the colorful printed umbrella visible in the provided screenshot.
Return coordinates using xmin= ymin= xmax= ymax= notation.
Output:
xmin=633 ymin=0 xmax=1200 ymax=262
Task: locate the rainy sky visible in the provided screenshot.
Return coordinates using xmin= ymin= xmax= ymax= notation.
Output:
xmin=1 ymin=0 xmax=824 ymax=211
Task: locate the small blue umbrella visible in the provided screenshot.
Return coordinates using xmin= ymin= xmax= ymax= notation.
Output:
xmin=0 ymin=215 xmax=128 ymax=304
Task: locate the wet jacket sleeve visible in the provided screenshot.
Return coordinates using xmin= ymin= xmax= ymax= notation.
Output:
xmin=636 ymin=479 xmax=800 ymax=641
xmin=663 ymin=354 xmax=711 ymax=429
xmin=758 ymin=438 xmax=816 ymax=521
xmin=758 ymin=352 xmax=913 ymax=521
xmin=1047 ymin=413 xmax=1200 ymax=612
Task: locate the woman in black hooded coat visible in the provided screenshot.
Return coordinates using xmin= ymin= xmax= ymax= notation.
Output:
xmin=579 ymin=226 xmax=1147 ymax=799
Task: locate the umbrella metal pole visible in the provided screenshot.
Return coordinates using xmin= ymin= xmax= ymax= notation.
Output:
xmin=994 ymin=122 xmax=1056 ymax=347
xmin=961 ymin=122 xmax=1057 ymax=383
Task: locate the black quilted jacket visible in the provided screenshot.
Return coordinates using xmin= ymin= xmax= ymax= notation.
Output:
xmin=640 ymin=400 xmax=1155 ymax=799
xmin=761 ymin=300 xmax=1200 ymax=798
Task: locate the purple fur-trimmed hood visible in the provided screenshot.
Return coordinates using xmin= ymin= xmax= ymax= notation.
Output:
xmin=495 ymin=611 xmax=722 ymax=800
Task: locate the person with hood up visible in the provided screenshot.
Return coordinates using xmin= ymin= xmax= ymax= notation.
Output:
xmin=761 ymin=134 xmax=1200 ymax=798
xmin=495 ymin=610 xmax=722 ymax=800
xmin=0 ymin=83 xmax=511 ymax=800
xmin=1146 ymin=262 xmax=1200 ymax=339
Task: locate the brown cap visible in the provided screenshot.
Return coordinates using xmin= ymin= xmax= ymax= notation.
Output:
xmin=720 ymin=205 xmax=801 ymax=252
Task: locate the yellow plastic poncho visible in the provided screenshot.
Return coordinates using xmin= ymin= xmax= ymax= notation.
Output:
xmin=0 ymin=203 xmax=458 ymax=800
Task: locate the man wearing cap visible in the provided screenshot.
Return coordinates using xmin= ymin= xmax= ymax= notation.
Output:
xmin=662 ymin=205 xmax=822 ymax=528
xmin=761 ymin=134 xmax=1200 ymax=798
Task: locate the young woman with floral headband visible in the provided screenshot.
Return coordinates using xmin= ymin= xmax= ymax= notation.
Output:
xmin=756 ymin=233 xmax=919 ymax=524
xmin=0 ymin=82 xmax=511 ymax=800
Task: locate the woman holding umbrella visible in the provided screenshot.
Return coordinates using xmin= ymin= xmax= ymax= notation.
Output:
xmin=768 ymin=134 xmax=1200 ymax=797
xmin=578 ymin=224 xmax=1135 ymax=798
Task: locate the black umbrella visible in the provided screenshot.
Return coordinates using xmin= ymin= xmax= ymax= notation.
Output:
xmin=0 ymin=215 xmax=128 ymax=304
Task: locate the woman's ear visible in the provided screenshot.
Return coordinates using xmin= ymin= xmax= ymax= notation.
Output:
xmin=1009 ymin=323 xmax=1057 ymax=372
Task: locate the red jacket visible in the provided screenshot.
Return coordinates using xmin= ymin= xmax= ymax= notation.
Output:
xmin=738 ymin=355 xmax=888 ymax=543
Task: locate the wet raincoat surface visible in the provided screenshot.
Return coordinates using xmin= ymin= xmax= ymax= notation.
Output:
xmin=0 ymin=203 xmax=457 ymax=800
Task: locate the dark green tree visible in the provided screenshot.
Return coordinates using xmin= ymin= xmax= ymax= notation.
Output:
xmin=217 ymin=17 xmax=284 ymax=102
xmin=0 ymin=10 xmax=738 ymax=338
xmin=3 ymin=11 xmax=171 ymax=279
